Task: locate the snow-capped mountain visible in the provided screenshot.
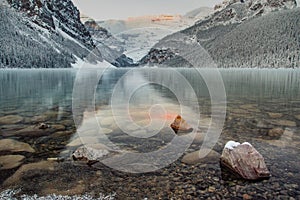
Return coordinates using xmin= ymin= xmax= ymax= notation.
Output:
xmin=141 ymin=0 xmax=299 ymax=68
xmin=97 ymin=8 xmax=213 ymax=62
xmin=0 ymin=0 xmax=102 ymax=68
xmin=1 ymin=0 xmax=135 ymax=68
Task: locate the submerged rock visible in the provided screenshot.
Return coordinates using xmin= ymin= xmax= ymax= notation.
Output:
xmin=38 ymin=123 xmax=50 ymax=129
xmin=268 ymin=112 xmax=283 ymax=119
xmin=0 ymin=115 xmax=23 ymax=124
xmin=270 ymin=120 xmax=296 ymax=127
xmin=4 ymin=124 xmax=62 ymax=137
xmin=170 ymin=115 xmax=193 ymax=134
xmin=182 ymin=149 xmax=220 ymax=165
xmin=220 ymin=141 xmax=270 ymax=180
xmin=3 ymin=161 xmax=56 ymax=187
xmin=0 ymin=139 xmax=35 ymax=153
xmin=0 ymin=155 xmax=25 ymax=170
xmin=268 ymin=128 xmax=284 ymax=137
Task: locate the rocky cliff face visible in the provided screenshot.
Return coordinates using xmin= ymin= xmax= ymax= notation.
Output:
xmin=141 ymin=0 xmax=299 ymax=68
xmin=0 ymin=0 xmax=102 ymax=68
xmin=7 ymin=0 xmax=94 ymax=48
xmin=84 ymin=19 xmax=135 ymax=67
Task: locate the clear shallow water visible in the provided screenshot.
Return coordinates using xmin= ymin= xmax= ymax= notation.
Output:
xmin=0 ymin=68 xmax=300 ymax=199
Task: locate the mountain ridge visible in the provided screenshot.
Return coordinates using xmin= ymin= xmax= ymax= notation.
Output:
xmin=0 ymin=0 xmax=103 ymax=68
xmin=140 ymin=0 xmax=299 ymax=68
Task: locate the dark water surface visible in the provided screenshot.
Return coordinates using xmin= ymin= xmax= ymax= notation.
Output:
xmin=0 ymin=68 xmax=299 ymax=199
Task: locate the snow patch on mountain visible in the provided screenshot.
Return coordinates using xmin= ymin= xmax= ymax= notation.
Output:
xmin=97 ymin=9 xmax=213 ymax=62
xmin=72 ymin=56 xmax=115 ymax=69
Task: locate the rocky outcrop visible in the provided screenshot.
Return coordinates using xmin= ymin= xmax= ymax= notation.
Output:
xmin=220 ymin=141 xmax=270 ymax=180
xmin=140 ymin=48 xmax=194 ymax=67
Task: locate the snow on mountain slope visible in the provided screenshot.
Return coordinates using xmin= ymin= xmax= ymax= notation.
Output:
xmin=97 ymin=9 xmax=213 ymax=62
xmin=0 ymin=0 xmax=103 ymax=68
xmin=141 ymin=0 xmax=299 ymax=68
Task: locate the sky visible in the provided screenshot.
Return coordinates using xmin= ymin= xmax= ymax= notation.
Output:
xmin=72 ymin=0 xmax=223 ymax=20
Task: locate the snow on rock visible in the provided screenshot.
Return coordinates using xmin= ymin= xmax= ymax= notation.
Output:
xmin=224 ymin=141 xmax=241 ymax=150
xmin=224 ymin=141 xmax=253 ymax=150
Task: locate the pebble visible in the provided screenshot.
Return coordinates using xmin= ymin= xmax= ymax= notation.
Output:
xmin=242 ymin=194 xmax=252 ymax=200
xmin=268 ymin=113 xmax=283 ymax=119
xmin=268 ymin=128 xmax=284 ymax=137
xmin=208 ymin=186 xmax=216 ymax=193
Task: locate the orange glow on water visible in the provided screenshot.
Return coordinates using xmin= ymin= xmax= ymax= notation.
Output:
xmin=164 ymin=113 xmax=178 ymax=120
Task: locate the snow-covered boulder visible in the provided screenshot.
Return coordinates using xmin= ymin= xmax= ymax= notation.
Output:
xmin=220 ymin=141 xmax=270 ymax=180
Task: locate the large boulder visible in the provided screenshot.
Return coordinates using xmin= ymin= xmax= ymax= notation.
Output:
xmin=220 ymin=141 xmax=270 ymax=180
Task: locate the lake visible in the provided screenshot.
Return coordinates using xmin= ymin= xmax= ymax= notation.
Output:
xmin=0 ymin=68 xmax=299 ymax=199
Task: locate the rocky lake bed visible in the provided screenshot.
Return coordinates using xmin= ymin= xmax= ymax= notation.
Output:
xmin=0 ymin=99 xmax=300 ymax=199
